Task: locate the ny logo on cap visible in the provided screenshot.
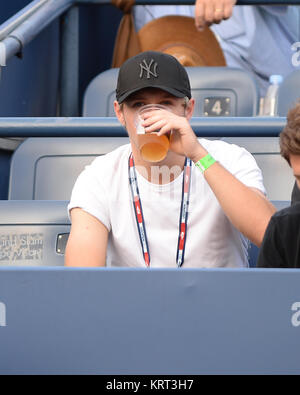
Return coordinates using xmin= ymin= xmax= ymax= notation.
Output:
xmin=139 ymin=59 xmax=158 ymax=79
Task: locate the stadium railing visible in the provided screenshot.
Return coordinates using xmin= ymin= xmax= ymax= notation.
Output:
xmin=0 ymin=117 xmax=293 ymax=202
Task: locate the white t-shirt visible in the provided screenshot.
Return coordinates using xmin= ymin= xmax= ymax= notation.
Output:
xmin=68 ymin=139 xmax=265 ymax=268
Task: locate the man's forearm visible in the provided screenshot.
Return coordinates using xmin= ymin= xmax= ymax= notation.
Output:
xmin=191 ymin=148 xmax=276 ymax=246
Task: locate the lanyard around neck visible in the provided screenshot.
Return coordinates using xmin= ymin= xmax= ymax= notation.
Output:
xmin=128 ymin=153 xmax=192 ymax=267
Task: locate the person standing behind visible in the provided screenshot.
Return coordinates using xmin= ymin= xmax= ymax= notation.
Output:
xmin=134 ymin=0 xmax=300 ymax=97
xmin=291 ymin=181 xmax=300 ymax=204
xmin=257 ymin=102 xmax=300 ymax=268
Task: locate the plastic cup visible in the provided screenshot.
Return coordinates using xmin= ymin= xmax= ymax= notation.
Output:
xmin=135 ymin=104 xmax=170 ymax=163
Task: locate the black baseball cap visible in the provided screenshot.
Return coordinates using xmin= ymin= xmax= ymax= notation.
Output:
xmin=116 ymin=51 xmax=191 ymax=104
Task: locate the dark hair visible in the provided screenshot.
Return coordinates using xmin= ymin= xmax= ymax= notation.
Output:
xmin=280 ymin=101 xmax=300 ymax=165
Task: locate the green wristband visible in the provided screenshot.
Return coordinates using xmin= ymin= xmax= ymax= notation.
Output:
xmin=195 ymin=153 xmax=216 ymax=173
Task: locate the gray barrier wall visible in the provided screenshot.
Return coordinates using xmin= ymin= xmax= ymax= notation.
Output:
xmin=0 ymin=267 xmax=299 ymax=374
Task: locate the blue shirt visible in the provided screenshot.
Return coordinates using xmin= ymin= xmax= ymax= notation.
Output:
xmin=134 ymin=5 xmax=300 ymax=96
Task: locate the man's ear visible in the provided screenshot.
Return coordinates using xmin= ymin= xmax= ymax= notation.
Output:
xmin=185 ymin=98 xmax=195 ymax=121
xmin=114 ymin=100 xmax=125 ymax=126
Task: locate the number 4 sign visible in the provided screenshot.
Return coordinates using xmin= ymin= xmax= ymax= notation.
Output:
xmin=203 ymin=97 xmax=231 ymax=117
xmin=212 ymin=100 xmax=222 ymax=116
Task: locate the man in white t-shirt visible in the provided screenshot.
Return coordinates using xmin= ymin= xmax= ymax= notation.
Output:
xmin=66 ymin=51 xmax=275 ymax=268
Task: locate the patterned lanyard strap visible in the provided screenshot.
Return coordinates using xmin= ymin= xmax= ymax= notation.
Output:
xmin=128 ymin=153 xmax=192 ymax=268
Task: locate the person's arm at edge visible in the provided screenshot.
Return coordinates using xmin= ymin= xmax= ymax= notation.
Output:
xmin=65 ymin=208 xmax=108 ymax=267
xmin=193 ymin=152 xmax=276 ymax=247
xmin=194 ymin=0 xmax=237 ymax=31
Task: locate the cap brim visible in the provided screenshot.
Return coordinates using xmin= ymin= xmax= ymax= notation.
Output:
xmin=117 ymin=85 xmax=188 ymax=104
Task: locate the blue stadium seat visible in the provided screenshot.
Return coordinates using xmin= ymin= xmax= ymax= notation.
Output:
xmin=83 ymin=67 xmax=259 ymax=117
xmin=277 ymin=69 xmax=300 ymax=116
xmin=8 ymin=137 xmax=129 ymax=200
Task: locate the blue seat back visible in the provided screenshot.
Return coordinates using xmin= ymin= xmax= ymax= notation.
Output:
xmin=83 ymin=67 xmax=259 ymax=117
xmin=8 ymin=137 xmax=129 ymax=200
